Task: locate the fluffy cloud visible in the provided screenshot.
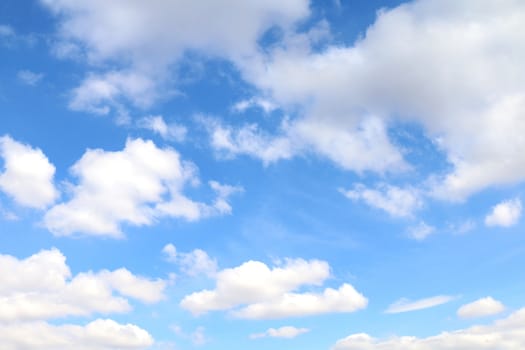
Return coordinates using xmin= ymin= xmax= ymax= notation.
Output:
xmin=238 ymin=0 xmax=525 ymax=198
xmin=0 ymin=248 xmax=159 ymax=349
xmin=341 ymin=184 xmax=422 ymax=218
xmin=333 ymin=307 xmax=525 ymax=350
xmin=457 ymin=297 xmax=505 ymax=319
xmin=162 ymin=244 xmax=218 ymax=277
xmin=180 ymin=258 xmax=367 ymax=319
xmin=485 ymin=198 xmax=522 ymax=227
xmin=41 ymin=0 xmax=309 ymax=114
xmin=385 ymin=295 xmax=455 ymax=314
xmin=250 ymin=326 xmax=310 ymax=339
xmin=231 ymin=283 xmax=367 ymax=319
xmin=0 ymin=319 xmax=153 ymax=350
xmin=0 ymin=248 xmax=165 ymax=322
xmin=44 ymin=138 xmax=240 ymax=237
xmin=0 ymin=135 xmax=58 ymax=208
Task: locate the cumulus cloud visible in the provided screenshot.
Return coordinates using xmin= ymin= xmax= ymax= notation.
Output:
xmin=236 ymin=0 xmax=525 ymax=197
xmin=180 ymin=258 xmax=367 ymax=319
xmin=341 ymin=183 xmax=422 ymax=218
xmin=250 ymin=326 xmax=310 ymax=339
xmin=44 ymin=138 xmax=240 ymax=237
xmin=0 ymin=135 xmax=58 ymax=209
xmin=0 ymin=248 xmax=160 ymax=349
xmin=485 ymin=198 xmax=522 ymax=227
xmin=137 ymin=115 xmax=187 ymax=142
xmin=41 ymin=0 xmax=309 ymax=115
xmin=0 ymin=319 xmax=153 ymax=350
xmin=0 ymin=248 xmax=165 ymax=322
xmin=457 ymin=297 xmax=505 ymax=319
xmin=333 ymin=307 xmax=525 ymax=350
xmin=162 ymin=244 xmax=218 ymax=277
xmin=385 ymin=295 xmax=455 ymax=314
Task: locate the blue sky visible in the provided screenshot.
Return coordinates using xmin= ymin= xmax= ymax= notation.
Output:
xmin=1 ymin=0 xmax=525 ymax=349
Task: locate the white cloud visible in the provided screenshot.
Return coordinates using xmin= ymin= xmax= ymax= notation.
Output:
xmin=385 ymin=295 xmax=455 ymax=314
xmin=334 ymin=307 xmax=525 ymax=350
xmin=206 ymin=119 xmax=295 ymax=165
xmin=17 ymin=70 xmax=44 ymax=86
xmin=44 ymin=138 xmax=240 ymax=237
xmin=0 ymin=248 xmax=165 ymax=322
xmin=236 ymin=0 xmax=525 ymax=197
xmin=0 ymin=319 xmax=153 ymax=350
xmin=233 ymin=97 xmax=278 ymax=114
xmin=457 ymin=297 xmax=505 ymax=319
xmin=180 ymin=258 xmax=367 ymax=319
xmin=485 ymin=198 xmax=522 ymax=227
xmin=341 ymin=184 xmax=422 ymax=218
xmin=406 ymin=221 xmax=436 ymax=241
xmin=41 ymin=0 xmax=309 ymax=115
xmin=250 ymin=326 xmax=310 ymax=339
xmin=162 ymin=244 xmax=218 ymax=277
xmin=137 ymin=115 xmax=187 ymax=142
xmin=69 ymin=70 xmax=160 ymax=115
xmin=232 ymin=283 xmax=368 ymax=319
xmin=0 ymin=135 xmax=58 ymax=209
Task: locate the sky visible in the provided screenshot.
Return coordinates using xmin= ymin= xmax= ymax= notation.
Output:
xmin=1 ymin=0 xmax=525 ymax=349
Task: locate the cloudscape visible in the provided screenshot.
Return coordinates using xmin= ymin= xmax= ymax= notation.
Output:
xmin=1 ymin=0 xmax=525 ymax=349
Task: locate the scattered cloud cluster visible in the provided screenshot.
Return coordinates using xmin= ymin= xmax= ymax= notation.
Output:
xmin=0 ymin=248 xmax=160 ymax=349
xmin=180 ymin=258 xmax=367 ymax=319
xmin=333 ymin=307 xmax=525 ymax=350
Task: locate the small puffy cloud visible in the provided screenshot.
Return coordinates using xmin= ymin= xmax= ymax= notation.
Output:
xmin=0 ymin=248 xmax=166 ymax=322
xmin=137 ymin=115 xmax=187 ymax=142
xmin=485 ymin=198 xmax=522 ymax=227
xmin=17 ymin=70 xmax=44 ymax=86
xmin=250 ymin=326 xmax=310 ymax=339
xmin=333 ymin=308 xmax=525 ymax=350
xmin=457 ymin=297 xmax=505 ymax=319
xmin=162 ymin=244 xmax=218 ymax=277
xmin=406 ymin=221 xmax=435 ymax=241
xmin=180 ymin=258 xmax=367 ymax=319
xmin=341 ymin=184 xmax=422 ymax=218
xmin=170 ymin=325 xmax=208 ymax=346
xmin=44 ymin=138 xmax=239 ymax=237
xmin=0 ymin=319 xmax=153 ymax=350
xmin=385 ymin=295 xmax=455 ymax=314
xmin=0 ymin=135 xmax=58 ymax=209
